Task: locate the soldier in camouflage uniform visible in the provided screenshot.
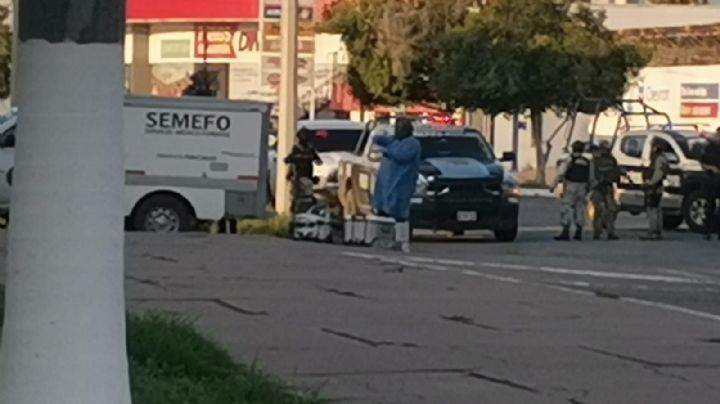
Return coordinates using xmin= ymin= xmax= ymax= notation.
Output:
xmin=284 ymin=129 xmax=322 ymax=214
xmin=551 ymin=141 xmax=591 ymax=241
xmin=590 ymin=141 xmax=621 ymax=240
xmin=641 ymin=139 xmax=672 ymax=241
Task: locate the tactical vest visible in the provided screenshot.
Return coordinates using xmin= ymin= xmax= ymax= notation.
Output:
xmin=643 ymin=154 xmax=669 ymax=190
xmin=565 ymin=156 xmax=590 ymax=183
xmin=594 ymin=155 xmax=620 ymax=186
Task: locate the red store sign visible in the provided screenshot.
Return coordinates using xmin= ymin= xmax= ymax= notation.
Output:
xmin=680 ymin=102 xmax=719 ymax=118
xmin=128 ymin=0 xmax=259 ymax=21
xmin=194 ymin=24 xmax=259 ymax=59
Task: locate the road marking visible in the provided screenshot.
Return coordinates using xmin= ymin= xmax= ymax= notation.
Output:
xmin=342 ymin=251 xmax=720 ymax=324
xmin=406 ymin=256 xmax=475 ymax=267
xmin=461 ymin=269 xmax=521 ymax=284
xmin=405 ymin=256 xmax=705 ymax=284
xmin=519 ymin=226 xmax=647 ymax=232
xmin=621 ymin=298 xmax=720 ymax=323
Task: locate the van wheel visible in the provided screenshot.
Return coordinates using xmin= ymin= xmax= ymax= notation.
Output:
xmin=132 ymin=195 xmax=193 ymax=233
xmin=683 ymin=190 xmax=707 ymax=234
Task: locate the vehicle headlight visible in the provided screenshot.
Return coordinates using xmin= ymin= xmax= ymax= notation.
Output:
xmin=665 ymin=175 xmax=681 ymax=188
xmin=502 ymin=182 xmax=520 ymax=198
xmin=416 ymin=174 xmax=430 ymax=195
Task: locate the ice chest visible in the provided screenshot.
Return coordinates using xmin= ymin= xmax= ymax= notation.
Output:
xmin=344 ymin=216 xmax=396 ymax=247
xmin=293 ymin=209 xmax=332 ymax=242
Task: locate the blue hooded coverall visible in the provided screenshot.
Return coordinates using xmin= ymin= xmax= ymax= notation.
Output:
xmin=372 ymin=135 xmax=422 ymax=221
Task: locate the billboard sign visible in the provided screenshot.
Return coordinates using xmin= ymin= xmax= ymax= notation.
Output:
xmin=680 ymin=102 xmax=718 ymax=118
xmin=681 ymin=83 xmax=719 ymax=100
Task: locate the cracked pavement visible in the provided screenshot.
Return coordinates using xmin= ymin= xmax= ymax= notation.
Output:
xmin=121 ymin=200 xmax=720 ymax=404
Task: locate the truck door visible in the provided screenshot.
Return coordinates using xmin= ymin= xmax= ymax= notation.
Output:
xmin=616 ymin=133 xmax=648 ymax=211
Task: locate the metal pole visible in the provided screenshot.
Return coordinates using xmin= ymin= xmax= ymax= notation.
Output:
xmin=275 ymin=0 xmax=298 ymax=214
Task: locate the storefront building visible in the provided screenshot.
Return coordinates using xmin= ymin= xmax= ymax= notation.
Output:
xmin=125 ymin=0 xmax=347 ymax=115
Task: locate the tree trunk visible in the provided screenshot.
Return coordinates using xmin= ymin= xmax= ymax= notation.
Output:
xmin=489 ymin=114 xmax=496 ymax=147
xmin=531 ymin=109 xmax=546 ymax=185
xmin=0 ymin=1 xmax=131 ymax=404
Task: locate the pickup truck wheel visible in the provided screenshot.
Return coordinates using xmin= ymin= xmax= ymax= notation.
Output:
xmin=683 ymin=190 xmax=708 ymax=234
xmin=662 ymin=215 xmax=683 ymax=230
xmin=132 ymin=195 xmax=193 ymax=233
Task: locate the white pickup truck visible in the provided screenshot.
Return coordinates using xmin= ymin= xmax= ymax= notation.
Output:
xmin=614 ymin=128 xmax=710 ymax=232
xmin=0 ymin=97 xmax=271 ymax=232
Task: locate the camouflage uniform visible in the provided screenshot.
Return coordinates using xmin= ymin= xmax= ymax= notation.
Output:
xmin=552 ymin=147 xmax=591 ymax=240
xmin=643 ymin=151 xmax=671 ymax=240
xmin=590 ymin=144 xmax=620 ymax=240
xmin=561 ymin=182 xmax=588 ymax=229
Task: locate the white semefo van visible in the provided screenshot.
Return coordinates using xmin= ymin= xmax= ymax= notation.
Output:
xmin=0 ymin=96 xmax=271 ymax=232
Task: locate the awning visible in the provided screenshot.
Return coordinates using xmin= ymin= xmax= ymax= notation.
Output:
xmin=127 ymin=0 xmax=259 ymax=22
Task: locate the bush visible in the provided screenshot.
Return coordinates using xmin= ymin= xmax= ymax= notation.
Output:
xmin=237 ymin=215 xmax=291 ymax=238
xmin=128 ymin=312 xmax=323 ymax=404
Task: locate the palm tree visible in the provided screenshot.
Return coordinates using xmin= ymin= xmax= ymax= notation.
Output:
xmin=0 ymin=1 xmax=131 ymax=403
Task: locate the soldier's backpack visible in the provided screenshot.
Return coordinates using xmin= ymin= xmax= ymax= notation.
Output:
xmin=594 ymin=155 xmax=620 ymax=186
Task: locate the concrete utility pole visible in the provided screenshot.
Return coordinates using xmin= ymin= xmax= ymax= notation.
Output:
xmin=275 ymin=0 xmax=299 ymax=214
xmin=0 ymin=1 xmax=131 ymax=403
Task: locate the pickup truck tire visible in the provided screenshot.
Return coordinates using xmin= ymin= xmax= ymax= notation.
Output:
xmin=662 ymin=214 xmax=684 ymax=230
xmin=494 ymin=224 xmax=518 ymax=242
xmin=683 ymin=190 xmax=708 ymax=234
xmin=132 ymin=194 xmax=193 ymax=233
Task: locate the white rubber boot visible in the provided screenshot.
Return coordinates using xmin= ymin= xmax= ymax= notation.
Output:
xmin=395 ymin=222 xmax=411 ymax=254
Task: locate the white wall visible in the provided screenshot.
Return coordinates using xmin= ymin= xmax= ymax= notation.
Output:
xmin=594 ymin=64 xmax=720 ymax=135
xmin=598 ymin=3 xmax=720 ymax=30
xmin=494 ymin=64 xmax=720 ymax=181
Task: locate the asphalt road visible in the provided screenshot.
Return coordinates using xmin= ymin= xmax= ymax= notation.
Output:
xmin=120 ymin=227 xmax=720 ymax=404
xmin=2 ymin=197 xmax=719 ymax=403
xmin=413 ymin=196 xmax=720 ymax=317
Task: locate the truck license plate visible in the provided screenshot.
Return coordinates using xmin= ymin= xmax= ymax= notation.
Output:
xmin=457 ymin=211 xmax=477 ymax=222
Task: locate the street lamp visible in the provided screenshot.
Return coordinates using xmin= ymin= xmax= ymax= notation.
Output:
xmin=275 ymin=0 xmax=299 ymax=214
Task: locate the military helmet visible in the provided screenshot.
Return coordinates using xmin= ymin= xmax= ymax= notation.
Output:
xmin=571 ymin=140 xmax=585 ymax=153
xmin=598 ymin=140 xmax=611 ymax=152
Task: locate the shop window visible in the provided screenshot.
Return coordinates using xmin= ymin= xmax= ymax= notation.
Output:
xmin=161 ymin=40 xmax=192 ymax=59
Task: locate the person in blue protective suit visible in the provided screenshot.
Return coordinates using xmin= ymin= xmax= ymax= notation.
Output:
xmin=372 ymin=118 xmax=422 ymax=253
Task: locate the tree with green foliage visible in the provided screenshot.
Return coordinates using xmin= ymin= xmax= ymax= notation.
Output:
xmin=433 ymin=0 xmax=651 ymax=184
xmin=321 ymin=0 xmax=473 ymax=109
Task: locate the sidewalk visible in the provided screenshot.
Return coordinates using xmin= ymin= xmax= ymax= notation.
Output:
xmin=126 ymin=234 xmax=720 ymax=404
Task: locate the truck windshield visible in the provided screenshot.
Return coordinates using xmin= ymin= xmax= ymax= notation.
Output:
xmin=305 ymin=129 xmax=363 ymax=153
xmin=419 ymin=136 xmax=495 ymax=162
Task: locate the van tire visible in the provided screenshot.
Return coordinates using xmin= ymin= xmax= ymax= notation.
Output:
xmin=683 ymin=190 xmax=708 ymax=234
xmin=132 ymin=194 xmax=194 ymax=233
